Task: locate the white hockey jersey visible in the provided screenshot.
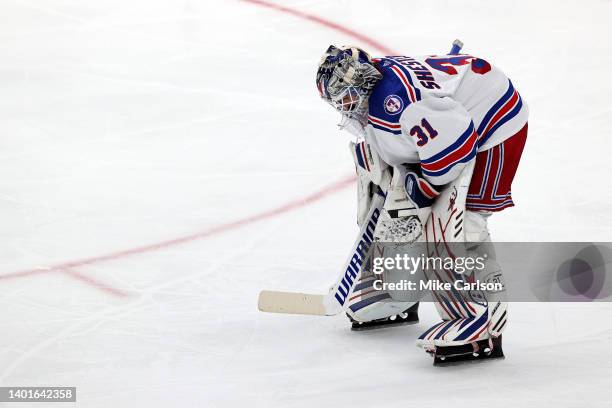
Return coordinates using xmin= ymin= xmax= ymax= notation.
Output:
xmin=361 ymin=55 xmax=528 ymax=185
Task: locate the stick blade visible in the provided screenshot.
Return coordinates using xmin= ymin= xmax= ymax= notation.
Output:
xmin=258 ymin=290 xmax=327 ymax=315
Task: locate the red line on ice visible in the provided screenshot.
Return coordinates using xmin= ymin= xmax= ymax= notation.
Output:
xmin=0 ymin=175 xmax=355 ymax=283
xmin=60 ymin=269 xmax=131 ymax=298
xmin=241 ymin=0 xmax=396 ymax=55
xmin=1 ymin=1 xmax=395 ymax=295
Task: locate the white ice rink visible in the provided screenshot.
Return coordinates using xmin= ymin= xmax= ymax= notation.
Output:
xmin=1 ymin=0 xmax=612 ymax=406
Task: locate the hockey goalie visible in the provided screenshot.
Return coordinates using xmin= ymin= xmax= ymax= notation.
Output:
xmin=315 ymin=44 xmax=528 ymax=364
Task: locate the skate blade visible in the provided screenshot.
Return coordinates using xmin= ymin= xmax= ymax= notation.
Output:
xmin=432 ymin=336 xmax=504 ymax=366
xmin=351 ymin=315 xmax=419 ymax=331
xmin=433 ymin=352 xmax=505 ymax=366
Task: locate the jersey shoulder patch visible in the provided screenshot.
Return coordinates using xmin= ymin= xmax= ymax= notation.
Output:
xmin=367 ymin=58 xmax=421 ymax=135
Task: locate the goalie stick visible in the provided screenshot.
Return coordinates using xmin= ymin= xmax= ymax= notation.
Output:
xmin=258 ymin=192 xmax=384 ymax=316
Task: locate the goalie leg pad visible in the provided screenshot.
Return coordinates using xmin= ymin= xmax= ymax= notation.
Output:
xmin=345 ymin=268 xmax=418 ymax=324
xmin=415 ymin=161 xmax=509 ymax=350
xmin=417 ymin=243 xmax=508 ymax=349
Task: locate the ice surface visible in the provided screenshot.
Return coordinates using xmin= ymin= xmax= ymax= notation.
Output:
xmin=1 ymin=0 xmax=611 ymax=407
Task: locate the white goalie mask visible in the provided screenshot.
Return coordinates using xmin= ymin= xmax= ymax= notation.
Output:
xmin=316 ymin=45 xmax=382 ymax=128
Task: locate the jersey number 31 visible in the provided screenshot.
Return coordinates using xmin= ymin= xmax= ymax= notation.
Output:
xmin=410 ymin=118 xmax=438 ymax=146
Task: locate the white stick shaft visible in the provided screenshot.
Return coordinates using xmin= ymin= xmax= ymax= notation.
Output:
xmin=258 ymin=290 xmax=327 ymax=315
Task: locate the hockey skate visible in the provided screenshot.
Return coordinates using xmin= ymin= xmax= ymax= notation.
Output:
xmin=348 ymin=302 xmax=419 ymax=331
xmin=425 ymin=335 xmax=504 ymax=366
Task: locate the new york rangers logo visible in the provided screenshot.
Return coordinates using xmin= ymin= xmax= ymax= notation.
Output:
xmin=383 ymin=95 xmax=403 ymax=115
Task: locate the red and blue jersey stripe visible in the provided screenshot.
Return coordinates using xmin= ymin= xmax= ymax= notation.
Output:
xmin=420 ymin=121 xmax=478 ymax=179
xmin=467 ymin=197 xmax=514 ymax=211
xmin=367 ymin=114 xmax=402 ymax=134
xmin=477 ymin=80 xmax=523 ymax=146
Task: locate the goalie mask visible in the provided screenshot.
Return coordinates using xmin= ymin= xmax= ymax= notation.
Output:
xmin=316 ymin=45 xmax=382 ymax=127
